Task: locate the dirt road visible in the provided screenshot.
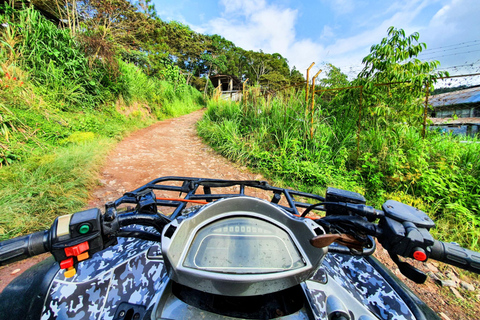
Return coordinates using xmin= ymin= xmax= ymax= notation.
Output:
xmin=87 ymin=109 xmax=262 ymax=209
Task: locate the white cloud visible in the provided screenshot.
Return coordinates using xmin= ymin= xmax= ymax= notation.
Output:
xmin=413 ymin=0 xmax=480 ymax=79
xmin=321 ymin=0 xmax=436 ymax=71
xmin=208 ymin=1 xmax=297 ymax=54
xmin=320 ymin=25 xmax=336 ymax=40
xmin=207 ymin=1 xmax=329 ymax=73
xmin=208 ymin=0 xmax=437 ymax=75
xmin=220 ymin=0 xmax=267 ymax=16
xmin=322 ymin=0 xmax=356 ymax=15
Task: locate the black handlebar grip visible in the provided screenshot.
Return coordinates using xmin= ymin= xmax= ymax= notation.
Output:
xmin=0 ymin=230 xmax=49 ymax=266
xmin=430 ymin=240 xmax=480 ymax=274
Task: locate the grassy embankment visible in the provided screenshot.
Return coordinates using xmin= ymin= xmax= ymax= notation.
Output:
xmin=0 ymin=7 xmax=204 ymax=239
xmin=198 ymin=94 xmax=480 ymax=252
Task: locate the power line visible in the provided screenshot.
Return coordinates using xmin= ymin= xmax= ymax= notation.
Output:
xmin=437 ymin=60 xmax=480 ymax=70
xmin=422 ymin=39 xmax=480 ymax=52
xmin=318 ymin=58 xmax=480 ymax=80
xmin=420 ymin=43 xmax=480 ymax=57
xmin=443 ymin=61 xmax=480 ymax=68
xmin=421 ymin=48 xmax=480 ymax=60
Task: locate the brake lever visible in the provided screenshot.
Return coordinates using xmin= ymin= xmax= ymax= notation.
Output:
xmin=310 ymin=234 xmax=364 ymax=251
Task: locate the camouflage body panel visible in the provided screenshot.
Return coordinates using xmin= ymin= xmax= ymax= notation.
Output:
xmin=41 ymin=236 xmax=415 ymax=319
xmin=41 ymin=236 xmax=168 ymax=320
xmin=302 ymin=282 xmax=327 ymax=319
xmin=308 ymin=253 xmax=415 ymax=320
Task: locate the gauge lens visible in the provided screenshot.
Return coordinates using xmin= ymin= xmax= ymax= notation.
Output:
xmin=183 ymin=217 xmax=305 ymax=274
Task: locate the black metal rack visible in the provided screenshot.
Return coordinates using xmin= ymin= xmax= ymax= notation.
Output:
xmin=111 ymin=176 xmax=326 ymax=219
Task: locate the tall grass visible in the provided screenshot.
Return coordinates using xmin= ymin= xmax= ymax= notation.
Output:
xmin=0 ymin=139 xmax=114 ymax=239
xmin=1 ymin=5 xmax=108 ymax=109
xmin=198 ymin=93 xmax=480 ymax=251
xmin=0 ymin=5 xmax=205 ymax=239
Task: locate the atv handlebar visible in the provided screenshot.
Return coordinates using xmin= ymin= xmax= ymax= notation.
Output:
xmin=1 ymin=179 xmax=479 ymax=281
xmin=3 ymin=226 xmax=478 ymax=277
xmin=0 ymin=230 xmax=49 ymax=266
xmin=430 ymin=240 xmax=480 ymax=274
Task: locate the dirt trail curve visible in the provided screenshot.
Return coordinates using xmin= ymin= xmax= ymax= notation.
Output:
xmin=0 ymin=110 xmax=475 ymax=319
xmin=87 ymin=109 xmax=263 ymax=208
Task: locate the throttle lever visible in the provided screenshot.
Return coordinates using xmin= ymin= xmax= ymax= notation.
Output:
xmin=389 ymin=251 xmax=427 ymax=284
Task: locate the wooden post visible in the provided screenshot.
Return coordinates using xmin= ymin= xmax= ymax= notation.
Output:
xmin=423 ymin=82 xmax=430 ymax=139
xmin=243 ymin=79 xmax=249 ymax=112
xmin=310 ymin=69 xmax=322 ymax=139
xmin=357 ymin=86 xmax=363 ymax=161
xmin=305 ymin=63 xmax=315 ymax=116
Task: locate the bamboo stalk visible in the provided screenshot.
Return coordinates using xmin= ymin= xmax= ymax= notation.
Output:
xmin=310 ymin=69 xmax=322 ymax=139
xmin=305 ymin=62 xmax=315 ymax=116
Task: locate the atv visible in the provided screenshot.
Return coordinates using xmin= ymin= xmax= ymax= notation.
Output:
xmin=1 ymin=177 xmax=478 ymax=320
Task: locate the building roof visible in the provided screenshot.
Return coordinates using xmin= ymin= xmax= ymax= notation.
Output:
xmin=429 ymin=86 xmax=480 ymax=107
xmin=429 ymin=117 xmax=480 ymax=125
xmin=210 ymin=74 xmax=242 ymax=83
xmin=1 ymin=0 xmax=61 ymax=24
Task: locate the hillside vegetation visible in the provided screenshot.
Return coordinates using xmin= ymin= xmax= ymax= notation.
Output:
xmin=0 ymin=4 xmax=203 ymax=238
xmin=199 ymin=28 xmax=480 ymax=252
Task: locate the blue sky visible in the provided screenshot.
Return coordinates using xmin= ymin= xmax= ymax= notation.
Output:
xmin=152 ymin=0 xmax=480 ymax=85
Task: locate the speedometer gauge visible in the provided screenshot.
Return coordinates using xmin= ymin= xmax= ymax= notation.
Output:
xmin=161 ymin=197 xmax=327 ymax=296
xmin=184 ymin=217 xmax=305 ymax=273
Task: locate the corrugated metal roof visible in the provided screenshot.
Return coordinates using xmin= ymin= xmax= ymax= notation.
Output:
xmin=430 ymin=86 xmax=480 ymax=107
xmin=429 ymin=117 xmax=480 ymax=125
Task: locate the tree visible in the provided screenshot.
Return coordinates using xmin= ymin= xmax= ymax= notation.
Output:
xmin=288 ymin=67 xmax=305 ymax=86
xmin=316 ymin=64 xmax=349 ymax=103
xmin=162 ymin=21 xmax=206 ymax=71
xmin=201 ymin=34 xmax=228 ymax=96
xmin=359 ymin=27 xmax=447 ymax=85
xmin=259 ymin=71 xmax=288 ymax=91
xmin=72 ymin=0 xmax=156 ymax=73
xmin=355 ymin=27 xmax=448 ymax=129
xmin=243 ymin=50 xmax=290 ymax=86
xmin=319 ymin=64 xmax=349 ymax=89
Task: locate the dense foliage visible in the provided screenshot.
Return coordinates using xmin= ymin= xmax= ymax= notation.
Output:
xmin=0 ymin=4 xmax=204 ymax=238
xmin=198 ymin=29 xmax=480 ymax=251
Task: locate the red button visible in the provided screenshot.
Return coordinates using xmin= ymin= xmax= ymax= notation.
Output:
xmin=60 ymin=257 xmax=74 ymax=269
xmin=413 ymin=250 xmax=427 ymax=261
xmin=64 ymin=241 xmax=89 ymax=257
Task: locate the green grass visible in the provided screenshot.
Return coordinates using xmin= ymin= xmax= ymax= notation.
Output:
xmin=0 ymin=84 xmax=204 ymax=239
xmin=0 ymin=94 xmax=204 ymax=240
xmin=0 ymin=139 xmax=114 ymax=239
xmin=0 ymin=37 xmax=204 ymax=240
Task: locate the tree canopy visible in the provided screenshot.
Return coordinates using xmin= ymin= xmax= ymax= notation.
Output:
xmin=20 ymin=0 xmax=304 ymax=93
